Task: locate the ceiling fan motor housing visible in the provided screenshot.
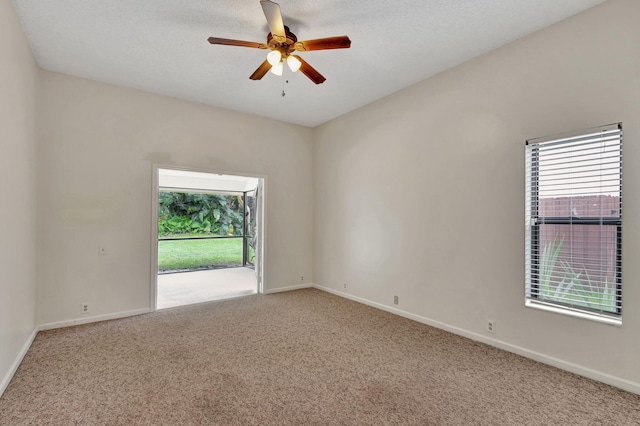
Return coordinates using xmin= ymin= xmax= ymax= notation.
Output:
xmin=267 ymin=25 xmax=297 ymax=55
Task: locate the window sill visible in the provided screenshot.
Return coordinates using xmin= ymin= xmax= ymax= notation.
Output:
xmin=525 ymin=300 xmax=622 ymax=327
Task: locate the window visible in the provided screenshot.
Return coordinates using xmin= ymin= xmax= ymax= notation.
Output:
xmin=525 ymin=123 xmax=622 ymax=324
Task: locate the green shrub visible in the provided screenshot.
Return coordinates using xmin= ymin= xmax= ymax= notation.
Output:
xmin=158 ymin=192 xmax=244 ymax=237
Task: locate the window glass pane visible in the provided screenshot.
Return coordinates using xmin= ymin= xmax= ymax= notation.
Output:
xmin=536 ymin=224 xmax=618 ymax=313
xmin=537 ymin=137 xmax=621 ymax=218
xmin=539 ymin=195 xmax=620 ymax=219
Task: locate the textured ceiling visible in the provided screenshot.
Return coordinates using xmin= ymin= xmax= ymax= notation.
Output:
xmin=12 ymin=0 xmax=605 ymax=127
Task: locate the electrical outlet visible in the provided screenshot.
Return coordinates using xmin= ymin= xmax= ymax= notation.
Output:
xmin=81 ymin=303 xmax=90 ymax=315
xmin=343 ymin=282 xmax=347 ymax=289
xmin=300 ymin=275 xmax=304 ymax=282
xmin=487 ymin=320 xmax=496 ymax=334
xmin=98 ymin=245 xmax=107 ymax=255
xmin=393 ymin=295 xmax=399 ymax=305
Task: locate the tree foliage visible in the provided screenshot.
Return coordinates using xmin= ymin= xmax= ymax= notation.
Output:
xmin=158 ymin=192 xmax=244 ymax=236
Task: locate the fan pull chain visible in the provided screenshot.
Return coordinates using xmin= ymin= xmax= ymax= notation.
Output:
xmin=282 ymin=79 xmax=288 ymax=97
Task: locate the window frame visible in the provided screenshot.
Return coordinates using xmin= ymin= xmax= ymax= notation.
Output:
xmin=525 ymin=123 xmax=622 ymax=325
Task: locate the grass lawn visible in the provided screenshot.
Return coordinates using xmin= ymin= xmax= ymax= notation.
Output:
xmin=158 ymin=237 xmax=243 ymax=271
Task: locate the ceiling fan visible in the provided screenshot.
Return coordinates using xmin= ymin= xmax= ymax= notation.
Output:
xmin=207 ymin=0 xmax=351 ymax=84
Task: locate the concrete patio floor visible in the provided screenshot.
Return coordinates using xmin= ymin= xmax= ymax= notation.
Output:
xmin=157 ymin=267 xmax=257 ymax=309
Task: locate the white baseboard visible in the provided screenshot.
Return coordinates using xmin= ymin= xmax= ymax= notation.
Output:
xmin=313 ymin=285 xmax=640 ymax=396
xmin=39 ymin=308 xmax=152 ymax=331
xmin=265 ymin=283 xmax=314 ymax=294
xmin=0 ymin=327 xmax=38 ymax=397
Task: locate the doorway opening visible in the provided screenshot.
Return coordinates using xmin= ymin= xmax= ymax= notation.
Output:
xmin=151 ymin=167 xmax=264 ymax=310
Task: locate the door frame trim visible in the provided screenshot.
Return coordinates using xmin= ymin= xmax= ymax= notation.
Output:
xmin=150 ymin=164 xmax=267 ymax=311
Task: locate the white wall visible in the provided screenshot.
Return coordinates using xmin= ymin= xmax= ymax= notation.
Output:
xmin=37 ymin=72 xmax=314 ymax=325
xmin=0 ymin=0 xmax=39 ymax=392
xmin=314 ymin=0 xmax=640 ymax=387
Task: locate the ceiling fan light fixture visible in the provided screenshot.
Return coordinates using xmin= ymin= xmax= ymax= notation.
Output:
xmin=270 ymin=60 xmax=283 ymax=76
xmin=286 ymin=55 xmax=302 ymax=72
xmin=267 ymin=50 xmax=282 ymax=66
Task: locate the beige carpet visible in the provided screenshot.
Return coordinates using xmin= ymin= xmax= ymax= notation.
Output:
xmin=1 ymin=289 xmax=638 ymax=425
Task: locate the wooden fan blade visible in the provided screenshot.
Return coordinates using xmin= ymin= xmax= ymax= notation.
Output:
xmin=208 ymin=37 xmax=267 ymax=49
xmin=250 ymin=60 xmax=273 ymax=80
xmin=294 ymin=36 xmax=351 ymax=52
xmin=260 ymin=0 xmax=286 ymax=43
xmin=294 ymin=56 xmax=326 ymax=84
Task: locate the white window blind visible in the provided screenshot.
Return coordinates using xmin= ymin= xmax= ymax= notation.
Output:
xmin=525 ymin=123 xmax=622 ymax=322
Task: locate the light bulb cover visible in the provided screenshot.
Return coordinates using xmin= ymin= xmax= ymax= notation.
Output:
xmin=267 ymin=50 xmax=282 ymax=66
xmin=270 ymin=61 xmax=283 ymax=76
xmin=286 ymin=55 xmax=302 ymax=72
